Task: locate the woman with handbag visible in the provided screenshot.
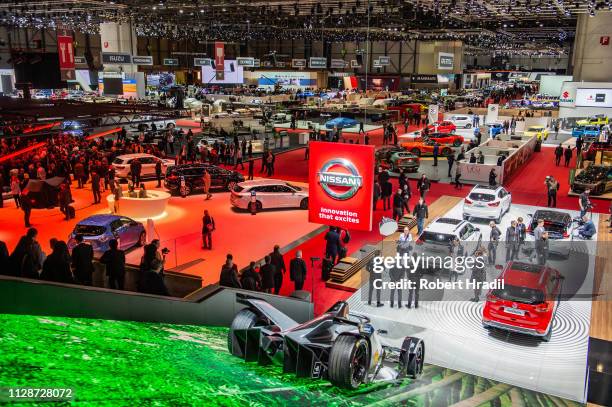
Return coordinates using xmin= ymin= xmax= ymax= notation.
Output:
xmin=202 ymin=209 xmax=215 ymax=250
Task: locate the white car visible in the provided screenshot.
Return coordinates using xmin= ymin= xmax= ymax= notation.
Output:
xmin=450 ymin=115 xmax=473 ymax=129
xmin=417 ymin=217 xmax=482 ymax=259
xmin=130 ymin=115 xmax=176 ymax=131
xmin=112 ymin=153 xmax=175 ymax=179
xmin=271 ymin=112 xmax=292 ymax=123
xmin=463 ymin=185 xmax=512 ymax=223
xmin=230 ymin=179 xmax=309 ymax=211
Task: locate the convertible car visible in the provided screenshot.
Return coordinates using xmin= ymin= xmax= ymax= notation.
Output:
xmin=228 ymin=296 xmax=425 ymax=389
xmin=325 ymin=117 xmax=359 ymax=129
xmin=401 ymin=131 xmax=464 ymax=147
xmin=400 ymin=139 xmax=453 ymax=157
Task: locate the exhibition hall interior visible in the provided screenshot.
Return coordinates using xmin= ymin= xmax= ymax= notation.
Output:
xmin=0 ymin=0 xmax=611 ymax=405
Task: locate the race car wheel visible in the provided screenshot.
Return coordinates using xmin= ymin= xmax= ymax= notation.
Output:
xmin=399 ymin=338 xmax=425 ymax=379
xmin=441 ymin=147 xmax=452 ymax=157
xmin=466 ymin=123 xmax=472 ymax=129
xmin=227 ymin=181 xmax=237 ymax=192
xmin=410 ymin=148 xmax=421 ymax=157
xmin=299 ymin=198 xmax=309 ymax=210
xmin=328 ymin=335 xmax=369 ymax=389
xmin=452 ymin=139 xmax=462 ymax=147
xmin=227 ymin=308 xmax=268 ymax=356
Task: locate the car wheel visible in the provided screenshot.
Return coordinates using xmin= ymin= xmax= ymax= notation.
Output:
xmin=137 ymin=231 xmax=146 ymax=247
xmin=411 ymin=148 xmax=421 ymax=157
xmin=441 ymin=147 xmax=452 ymax=156
xmin=180 ymin=185 xmax=191 ymax=197
xmin=466 ymin=123 xmax=472 ymax=129
xmin=399 ymin=338 xmax=425 ymax=379
xmin=248 ymin=201 xmax=263 ymax=212
xmin=227 ymin=181 xmax=237 ymax=192
xmin=542 ymin=325 xmax=552 ymax=342
xmin=453 ymin=139 xmax=462 ymax=147
xmin=451 ymin=129 xmax=456 ymax=134
xmin=227 ymin=308 xmax=268 ymax=357
xmin=300 ymin=198 xmax=308 ymax=210
xmin=328 ymin=335 xmax=369 ymax=389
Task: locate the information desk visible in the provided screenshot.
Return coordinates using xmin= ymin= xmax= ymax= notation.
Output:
xmin=107 ymin=190 xmax=171 ymax=220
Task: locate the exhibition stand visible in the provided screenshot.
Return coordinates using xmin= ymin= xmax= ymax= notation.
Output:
xmin=457 ymin=136 xmax=538 ymax=184
xmin=107 ymin=189 xmax=171 ymax=220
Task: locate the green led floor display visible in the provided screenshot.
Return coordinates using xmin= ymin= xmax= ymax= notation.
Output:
xmin=0 ymin=314 xmax=583 ymax=406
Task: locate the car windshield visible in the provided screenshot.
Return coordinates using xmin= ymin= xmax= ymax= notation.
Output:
xmin=74 ymin=225 xmax=106 ymax=236
xmin=527 ymin=127 xmax=542 ymax=132
xmin=112 ymin=158 xmax=125 ymax=164
xmin=469 ymin=192 xmax=495 ymax=202
xmin=492 ymin=284 xmax=545 ymax=304
xmin=420 ymin=231 xmax=454 ymax=244
xmin=286 ymin=183 xmax=301 ymax=191
xmin=233 ymin=185 xmax=244 ymax=192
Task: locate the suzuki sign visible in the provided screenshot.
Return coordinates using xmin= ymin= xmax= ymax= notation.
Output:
xmin=308 ymin=142 xmax=374 ymax=231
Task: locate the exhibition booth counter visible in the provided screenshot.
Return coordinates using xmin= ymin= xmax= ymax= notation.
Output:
xmin=107 ymin=189 xmax=171 ymax=220
xmin=458 ymin=136 xmax=538 ymax=184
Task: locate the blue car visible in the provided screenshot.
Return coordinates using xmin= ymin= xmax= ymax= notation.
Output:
xmin=68 ymin=214 xmax=146 ymax=255
xmin=486 ymin=123 xmax=504 ymax=137
xmin=325 ymin=117 xmax=359 ymax=129
xmin=572 ymin=125 xmax=600 ymax=139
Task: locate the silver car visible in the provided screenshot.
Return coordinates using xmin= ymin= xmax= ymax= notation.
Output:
xmin=230 ymin=179 xmax=309 ymax=211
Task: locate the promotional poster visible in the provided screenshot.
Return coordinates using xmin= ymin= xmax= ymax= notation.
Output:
xmin=308 ymin=141 xmax=374 ymax=231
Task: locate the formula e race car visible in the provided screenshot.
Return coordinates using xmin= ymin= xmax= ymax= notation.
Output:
xmin=228 ymin=295 xmax=425 ymax=389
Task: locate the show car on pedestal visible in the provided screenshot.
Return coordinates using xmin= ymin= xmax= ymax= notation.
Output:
xmin=416 ymin=217 xmax=482 ymax=265
xmin=230 ymin=179 xmax=309 ymax=211
xmin=482 ymin=261 xmax=563 ymax=342
xmin=399 ymin=131 xmax=464 ymax=147
xmin=67 ymin=215 xmax=146 ymax=256
xmin=523 ymin=125 xmax=549 ymax=141
xmin=426 ymin=120 xmax=457 ymax=134
xmin=572 ymin=125 xmax=601 ymax=140
xmin=324 ymin=117 xmax=360 ymax=129
xmin=576 ymin=114 xmax=609 ymax=127
xmin=112 ymin=153 xmax=176 ymax=180
xmin=228 ymin=296 xmax=425 ymax=389
xmin=375 ymin=146 xmax=421 ymax=173
xmin=400 ymin=139 xmax=453 ymax=157
xmin=463 ymin=185 xmax=512 ymax=223
xmin=524 ymin=209 xmax=573 ymax=258
xmin=571 ymin=165 xmax=612 ymax=195
xmin=164 ymin=164 xmax=245 ymax=196
xmin=449 ymin=115 xmax=473 ymax=129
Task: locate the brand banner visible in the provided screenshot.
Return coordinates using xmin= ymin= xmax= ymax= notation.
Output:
xmin=308 ymin=142 xmax=374 ymax=231
xmin=309 ymin=57 xmax=327 ymax=69
xmin=214 ymin=42 xmax=225 ymax=80
xmin=292 ymin=59 xmax=307 ymax=68
xmin=58 ymin=34 xmax=75 ymax=81
xmin=428 ymin=104 xmax=439 ymax=124
xmin=437 ymin=52 xmax=454 ymax=70
xmin=236 ymin=57 xmax=255 ymax=67
xmin=486 ymin=104 xmax=499 ymax=124
xmin=132 ymin=56 xmax=153 ymax=65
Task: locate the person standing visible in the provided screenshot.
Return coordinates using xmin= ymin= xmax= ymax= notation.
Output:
xmin=554 ymin=122 xmax=559 ymax=139
xmin=324 ymin=227 xmax=341 ymax=264
xmin=564 ymin=145 xmax=573 ymax=167
xmin=130 ymin=158 xmax=142 ymax=186
xmin=579 ymin=189 xmax=591 ymax=218
xmin=240 ymin=261 xmax=261 ymax=291
xmin=202 ymin=209 xmax=215 ymax=249
xmin=71 ymin=234 xmax=94 ymax=285
xmin=447 ymin=153 xmax=455 ymax=178
xmin=260 ymin=255 xmax=276 ymax=294
xmin=100 ymin=239 xmax=126 ymax=290
xmin=366 ymin=257 xmax=383 ymax=307
xmin=417 ymin=174 xmax=430 ymax=199
xmin=247 ymin=158 xmax=254 ymax=180
xmin=235 ymin=147 xmax=244 ymax=170
xmin=454 ymin=165 xmax=462 ymax=189
xmin=515 ymin=217 xmax=527 ymax=257
xmin=91 ymin=170 xmax=101 ymax=204
xmin=389 ymin=261 xmax=405 ymax=308
xmin=203 ymin=169 xmax=212 ymax=200
xmin=382 ymin=179 xmax=392 ymax=211
xmin=20 ymin=192 xmax=32 ymax=228
xmin=554 ymin=144 xmax=563 ymax=166
xmin=289 ymin=250 xmax=307 ymax=291
xmin=40 ymin=240 xmax=73 ymax=283
xmin=138 ymin=243 xmax=169 ymax=296
xmin=488 ymin=168 xmax=497 ymax=187
xmin=373 ymin=179 xmax=381 ymax=210
xmin=448 ymin=238 xmax=464 ymax=282
xmin=74 ymin=160 xmax=85 ymax=189
xmin=392 ymin=188 xmax=404 ymax=222
xmin=58 ymin=184 xmax=71 ymax=220
xmin=413 ymin=198 xmax=429 ymax=236
xmin=488 ymin=222 xmax=501 ymax=266
xmin=10 ymin=175 xmax=21 ymax=208
xmin=270 ymin=245 xmax=286 ymax=295
xmin=575 ymin=135 xmax=583 ymax=155
xmin=545 ymin=176 xmax=558 ymax=208
xmin=219 ymin=254 xmax=241 ymax=288
xmin=155 ymin=160 xmax=162 ymax=188
xmin=505 ymin=220 xmax=519 ymax=261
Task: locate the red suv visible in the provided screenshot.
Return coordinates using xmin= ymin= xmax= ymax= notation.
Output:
xmin=482 ymin=261 xmax=563 ymax=342
xmin=426 ymin=121 xmax=456 ymax=134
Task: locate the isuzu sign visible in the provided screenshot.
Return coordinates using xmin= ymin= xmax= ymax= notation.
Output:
xmin=309 ymin=142 xmax=374 ymax=231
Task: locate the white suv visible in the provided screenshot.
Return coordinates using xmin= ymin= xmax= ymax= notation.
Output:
xmin=230 ymin=179 xmax=309 ymax=211
xmin=463 ymin=185 xmax=512 ymax=223
xmin=417 ymin=217 xmax=482 ymax=256
xmin=450 ymin=115 xmax=472 ymax=129
xmin=112 ymin=154 xmax=175 ymax=179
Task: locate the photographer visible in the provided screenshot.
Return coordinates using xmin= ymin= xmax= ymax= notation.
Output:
xmin=576 ymin=215 xmax=596 ymax=240
xmin=138 ymin=240 xmax=169 ymax=296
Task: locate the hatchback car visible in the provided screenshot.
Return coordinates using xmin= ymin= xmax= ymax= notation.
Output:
xmin=450 ymin=115 xmax=473 ymax=129
xmin=67 ymin=214 xmax=146 ymax=256
xmin=463 ymin=185 xmax=512 ymax=223
xmin=325 ymin=117 xmax=359 ymax=129
xmin=112 ymin=154 xmax=175 ymax=180
xmin=571 ymin=165 xmax=612 ymax=195
xmin=164 ymin=163 xmax=245 ymax=196
xmin=482 ymin=261 xmax=562 ymax=341
xmin=426 ymin=121 xmax=456 ymax=134
xmin=416 ymin=217 xmax=482 ymax=260
xmin=230 ymin=179 xmax=309 ymax=211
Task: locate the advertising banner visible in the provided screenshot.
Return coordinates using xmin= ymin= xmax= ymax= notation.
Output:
xmin=330 ymin=59 xmax=347 ymax=69
xmin=163 ymin=58 xmax=179 ymax=66
xmin=194 ymin=58 xmax=212 ymax=67
xmin=292 ymin=59 xmax=307 ymax=68
xmin=437 ymin=52 xmax=454 ymax=70
xmin=309 ymin=57 xmax=327 ymax=69
xmin=57 ymin=34 xmax=75 ymax=80
xmin=428 ymin=104 xmax=439 ymax=124
xmin=214 ymin=42 xmax=225 ymax=80
xmin=486 ymin=104 xmax=499 ymax=124
xmin=236 ymin=57 xmax=255 ymax=67
xmin=575 ymin=88 xmax=612 ymax=108
xmin=132 ymin=56 xmax=153 ymax=65
xmin=378 ymin=56 xmax=391 ymax=66
xmin=308 ymin=142 xmax=374 ymax=231
xmin=74 ymin=56 xmax=87 ymax=65
xmin=101 ymin=53 xmax=131 ymax=64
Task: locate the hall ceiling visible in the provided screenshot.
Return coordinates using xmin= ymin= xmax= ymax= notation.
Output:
xmin=0 ymin=0 xmax=604 ymax=54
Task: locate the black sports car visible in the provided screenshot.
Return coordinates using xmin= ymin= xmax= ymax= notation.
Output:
xmin=228 ymin=295 xmax=425 ymax=389
xmin=164 ymin=163 xmax=244 ymax=196
xmin=571 ymin=165 xmax=612 ymax=195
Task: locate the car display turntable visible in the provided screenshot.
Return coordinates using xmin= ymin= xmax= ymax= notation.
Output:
xmin=106 ymin=190 xmax=171 ymax=220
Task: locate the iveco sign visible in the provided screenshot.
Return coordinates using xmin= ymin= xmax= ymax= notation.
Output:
xmin=101 ymin=53 xmax=131 ymax=64
xmin=317 ymin=158 xmax=363 ymax=200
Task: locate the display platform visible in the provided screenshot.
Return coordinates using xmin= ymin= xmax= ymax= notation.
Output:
xmin=106 ymin=189 xmax=171 ymax=220
xmin=346 ymin=200 xmax=598 ymax=402
xmin=0 ymin=313 xmax=584 ymax=406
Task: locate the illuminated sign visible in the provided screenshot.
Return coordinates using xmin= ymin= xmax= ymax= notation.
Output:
xmin=317 ymin=158 xmax=363 ymax=200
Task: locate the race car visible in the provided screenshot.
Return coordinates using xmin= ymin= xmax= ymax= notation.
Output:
xmin=523 ymin=125 xmax=549 ymax=141
xmin=426 ymin=120 xmax=456 ymax=134
xmin=325 ymin=117 xmax=359 ymax=129
xmin=400 ymin=139 xmax=453 ymax=157
xmin=228 ymin=295 xmax=425 ymax=389
xmin=399 ymin=131 xmax=464 ymax=147
xmin=376 ymin=146 xmax=420 ymax=172
xmin=576 ymin=115 xmax=608 ymax=127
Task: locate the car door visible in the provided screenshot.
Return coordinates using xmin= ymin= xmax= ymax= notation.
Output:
xmin=277 ymin=184 xmax=298 ymax=207
xmin=140 ymin=157 xmax=155 ymax=177
xmin=118 ymin=217 xmax=137 ymax=247
xmin=255 ymin=185 xmax=275 ymax=208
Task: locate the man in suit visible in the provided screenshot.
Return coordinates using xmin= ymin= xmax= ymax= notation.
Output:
xmin=289 ymin=250 xmax=307 ymax=291
xmin=71 ymin=234 xmax=94 ymax=285
xmin=270 ymin=245 xmax=286 ymax=294
xmin=324 ymin=227 xmax=341 ymax=264
xmin=516 ymin=216 xmax=527 ymax=258
xmin=505 ymin=220 xmax=519 ymax=262
xmin=130 ymin=159 xmax=142 ymax=186
xmin=91 ymin=170 xmax=101 ymax=204
xmin=260 ymin=255 xmax=276 ymax=294
xmin=367 ymin=257 xmax=383 ymax=307
xmin=100 ymin=239 xmax=126 ymax=290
